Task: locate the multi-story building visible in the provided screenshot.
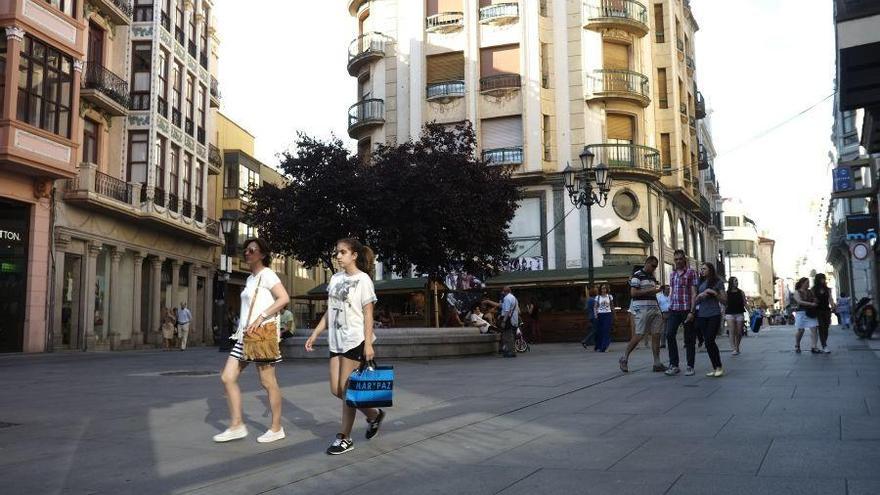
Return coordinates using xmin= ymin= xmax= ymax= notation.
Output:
xmin=827 ymin=1 xmax=880 ymax=302
xmin=213 ymin=113 xmax=329 ymax=336
xmin=345 ymin=0 xmax=717 ymax=337
xmin=697 ymin=112 xmax=723 ymax=277
xmin=722 ymin=198 xmax=774 ymax=307
xmin=0 ymin=1 xmax=87 ymax=352
xmin=48 ymin=0 xmax=222 ymax=352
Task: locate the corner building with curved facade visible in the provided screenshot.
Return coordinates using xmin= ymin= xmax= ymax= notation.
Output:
xmin=346 ymin=0 xmax=722 ymax=339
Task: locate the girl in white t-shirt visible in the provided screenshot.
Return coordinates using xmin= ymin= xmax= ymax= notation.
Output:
xmin=213 ymin=238 xmax=290 ymax=445
xmin=306 ymin=238 xmax=384 ymax=455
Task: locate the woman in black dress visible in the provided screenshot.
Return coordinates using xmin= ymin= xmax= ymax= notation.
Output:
xmin=812 ymin=274 xmax=835 ymax=354
xmin=724 ymin=277 xmax=747 ymax=355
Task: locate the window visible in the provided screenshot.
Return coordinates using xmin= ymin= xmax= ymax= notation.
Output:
xmin=725 ymin=240 xmax=756 ymax=258
xmin=44 ymin=0 xmax=75 ymax=16
xmin=663 ymin=211 xmax=674 ymax=248
xmin=657 ymin=68 xmax=668 ymax=108
xmin=194 ymin=160 xmax=203 ymax=207
xmin=169 ymin=144 xmax=180 ymax=197
xmin=182 ymin=152 xmax=192 ymax=202
xmin=239 ymin=165 xmax=258 ymax=195
xmin=481 ymin=116 xmax=523 ymax=163
xmin=174 ymin=0 xmax=185 ymax=44
xmin=724 ymin=216 xmax=741 ymax=227
xmin=540 ymin=42 xmax=550 ymax=88
xmin=654 ymin=3 xmax=665 ymax=42
xmin=200 ymin=4 xmax=210 ymax=68
xmin=542 ymin=114 xmax=552 ymax=161
xmin=842 ymin=112 xmax=856 ymax=134
xmin=134 ymin=0 xmax=154 ymax=22
xmin=83 ymin=118 xmax=99 ymax=165
xmin=157 ymin=50 xmax=168 ymax=116
xmin=602 ymin=41 xmax=629 ymax=70
xmin=171 ymin=62 xmax=182 ymax=126
xmin=197 ymin=84 xmax=206 ymax=142
xmin=540 ymin=0 xmax=549 ymax=17
xmin=507 ymin=196 xmax=544 ymax=269
xmin=480 ymin=44 xmax=520 ymax=77
xmin=161 ymin=0 xmax=171 ymax=30
xmin=612 ymin=191 xmax=639 ymax=221
xmin=677 ymin=218 xmax=686 ymax=252
xmin=130 ymin=42 xmax=151 ymax=110
xmin=127 ymin=131 xmax=148 ymax=184
xmin=17 ymin=36 xmax=74 ymax=138
xmin=237 ymin=220 xmax=258 ymax=248
xmin=426 ymin=51 xmax=464 ymax=86
xmin=1 ymin=38 xmax=8 ymax=117
xmin=185 ymin=74 xmax=194 ymax=134
xmin=188 ymin=6 xmax=197 ymax=53
xmin=154 ymin=135 xmax=166 ymax=189
xmin=660 ymin=133 xmax=671 ymax=171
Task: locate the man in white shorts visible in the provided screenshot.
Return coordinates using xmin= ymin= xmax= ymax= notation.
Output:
xmin=619 ymin=256 xmax=667 ymax=373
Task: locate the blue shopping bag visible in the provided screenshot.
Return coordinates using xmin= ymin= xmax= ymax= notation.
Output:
xmin=345 ymin=360 xmax=394 ymax=408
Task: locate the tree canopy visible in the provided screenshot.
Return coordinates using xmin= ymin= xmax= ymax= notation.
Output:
xmin=244 ymin=123 xmax=521 ymax=280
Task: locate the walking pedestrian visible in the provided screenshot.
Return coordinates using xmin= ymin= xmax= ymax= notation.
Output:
xmin=582 ymin=287 xmax=598 ymax=349
xmin=213 ymin=238 xmax=290 ymax=444
xmin=813 ymin=273 xmax=834 ymax=354
xmin=177 ymin=302 xmax=192 ymax=351
xmin=304 ymin=238 xmax=385 ymax=455
xmin=725 ymin=277 xmax=747 ymax=355
xmin=594 ymin=284 xmax=614 ymax=352
xmin=657 ymin=285 xmax=671 ymax=349
xmin=837 ymin=292 xmax=852 ymax=329
xmin=619 ymin=256 xmax=666 ymax=373
xmin=664 ymin=249 xmax=698 ymax=376
xmin=694 ymin=262 xmax=726 ymax=377
xmin=792 ymin=277 xmax=819 ymax=354
xmin=161 ymin=307 xmax=176 ymax=350
xmin=498 ymin=286 xmax=520 ymax=358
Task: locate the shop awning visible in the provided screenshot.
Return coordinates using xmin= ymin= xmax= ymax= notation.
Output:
xmin=484 ymin=265 xmax=638 ymax=288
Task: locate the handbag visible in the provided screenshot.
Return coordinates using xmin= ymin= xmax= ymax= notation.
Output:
xmin=345 ymin=360 xmax=394 ymax=408
xmin=242 ymin=274 xmax=282 ymax=362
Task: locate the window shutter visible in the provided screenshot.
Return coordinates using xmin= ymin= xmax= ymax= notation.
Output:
xmin=427 ymin=52 xmax=464 ymax=82
xmin=428 ymin=0 xmax=464 ymax=15
xmin=603 ymin=42 xmax=629 ymax=70
xmin=481 ymin=116 xmax=523 ymax=150
xmin=480 ymin=44 xmax=520 ymax=77
xmin=607 ymin=114 xmax=634 ymax=141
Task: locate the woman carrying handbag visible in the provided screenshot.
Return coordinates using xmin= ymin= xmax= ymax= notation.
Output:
xmin=305 ymin=238 xmax=385 ymax=455
xmin=213 ymin=238 xmax=290 ymax=444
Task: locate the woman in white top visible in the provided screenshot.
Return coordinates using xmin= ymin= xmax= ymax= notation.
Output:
xmin=213 ymin=238 xmax=290 ymax=444
xmin=305 ymin=238 xmax=384 ymax=455
xmin=594 ymin=284 xmax=615 ymax=352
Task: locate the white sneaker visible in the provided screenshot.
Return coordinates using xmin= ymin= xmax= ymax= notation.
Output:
xmin=257 ymin=427 xmax=286 ymax=443
xmin=213 ymin=425 xmax=248 ymax=443
xmin=684 ymin=366 xmax=695 ymax=376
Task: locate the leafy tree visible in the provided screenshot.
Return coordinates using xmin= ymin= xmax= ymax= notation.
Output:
xmin=244 ymin=133 xmax=370 ymax=270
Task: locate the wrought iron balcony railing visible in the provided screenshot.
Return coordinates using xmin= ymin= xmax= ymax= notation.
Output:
xmin=695 ymin=91 xmax=706 ymax=119
xmin=153 ymin=187 xmax=166 ymax=207
xmin=584 ymin=0 xmax=649 ymax=36
xmin=209 ymin=144 xmax=222 ymax=168
xmin=588 ymin=69 xmax=650 ymax=105
xmin=347 ymin=32 xmax=388 ymax=75
xmin=479 ymin=3 xmax=519 ymax=24
xmin=584 ymin=143 xmax=661 ymax=176
xmin=82 ymin=62 xmax=130 ymax=109
xmin=427 ymin=80 xmax=465 ymax=100
xmin=480 ymin=73 xmax=521 ymax=94
xmin=426 ymin=12 xmax=464 ymax=32
xmin=94 ymin=171 xmax=132 ymax=203
xmin=482 ymin=147 xmax=523 ymax=165
xmin=210 ymin=76 xmax=221 ymax=99
xmin=348 ymin=99 xmax=385 ymax=135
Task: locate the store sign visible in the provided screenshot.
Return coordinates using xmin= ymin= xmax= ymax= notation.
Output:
xmin=846 ymin=213 xmax=879 ymax=241
xmin=0 ymin=229 xmax=23 ymax=242
xmin=833 ymin=167 xmax=853 ymax=193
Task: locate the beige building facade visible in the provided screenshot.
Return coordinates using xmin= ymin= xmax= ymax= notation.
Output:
xmin=346 ymin=0 xmax=717 ymax=290
xmin=49 ymin=0 xmax=223 ymax=351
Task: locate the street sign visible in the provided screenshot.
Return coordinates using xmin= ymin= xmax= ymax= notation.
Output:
xmin=846 ymin=213 xmax=879 ymax=241
xmin=833 ymin=167 xmax=853 ymax=193
xmin=852 ymin=242 xmax=870 ymax=260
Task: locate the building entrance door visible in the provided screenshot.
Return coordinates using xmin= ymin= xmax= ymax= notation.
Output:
xmin=0 ymin=200 xmax=30 ymax=352
xmin=62 ymin=254 xmax=84 ymax=349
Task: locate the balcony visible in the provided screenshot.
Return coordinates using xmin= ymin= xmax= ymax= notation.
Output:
xmin=208 ymin=144 xmax=223 ymax=175
xmin=426 ymin=12 xmax=464 ymax=33
xmin=347 ymin=32 xmax=388 ymax=76
xmin=480 ymin=73 xmax=521 ymax=96
xmin=427 ymin=80 xmax=465 ymax=102
xmin=92 ymin=0 xmax=133 ymax=26
xmin=482 ymin=147 xmax=523 ymax=166
xmin=584 ymin=143 xmax=661 ymax=179
xmin=585 ymin=69 xmax=650 ymax=107
xmin=479 ymin=3 xmax=519 ymax=25
xmin=81 ymin=62 xmax=130 ymax=116
xmin=223 ymin=187 xmax=240 ymax=199
xmin=695 ymin=91 xmax=706 ymax=119
xmin=583 ymin=0 xmax=649 ymax=38
xmin=347 ymin=98 xmax=385 ymax=138
xmin=210 ymin=76 xmax=221 ymax=108
xmin=698 ymin=195 xmax=711 ymax=221
xmin=64 ymin=164 xmax=220 ymax=244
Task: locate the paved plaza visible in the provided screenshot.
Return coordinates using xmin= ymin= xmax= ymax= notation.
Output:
xmin=3 ymin=325 xmax=880 ymax=494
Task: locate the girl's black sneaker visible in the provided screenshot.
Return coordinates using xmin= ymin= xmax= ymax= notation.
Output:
xmin=365 ymin=409 xmax=385 ymax=440
xmin=326 ymin=434 xmax=354 ymax=455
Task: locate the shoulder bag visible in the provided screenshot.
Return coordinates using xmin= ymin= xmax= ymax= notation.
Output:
xmin=242 ymin=274 xmax=282 ymax=362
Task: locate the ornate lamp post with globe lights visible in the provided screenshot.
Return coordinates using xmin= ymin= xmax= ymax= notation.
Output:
xmin=564 ymin=147 xmax=612 ymax=287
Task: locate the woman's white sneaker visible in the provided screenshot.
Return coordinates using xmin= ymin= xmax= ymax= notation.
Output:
xmin=213 ymin=425 xmax=248 ymax=443
xmin=257 ymin=428 xmax=286 ymax=443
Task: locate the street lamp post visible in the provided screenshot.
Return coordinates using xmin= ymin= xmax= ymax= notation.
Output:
xmin=218 ymin=216 xmax=237 ymax=351
xmin=564 ymin=148 xmax=612 ymax=287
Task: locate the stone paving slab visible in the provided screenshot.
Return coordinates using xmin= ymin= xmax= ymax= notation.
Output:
xmin=1 ymin=324 xmax=878 ymax=494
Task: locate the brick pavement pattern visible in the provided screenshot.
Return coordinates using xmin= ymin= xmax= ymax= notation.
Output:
xmin=2 ymin=325 xmax=880 ymax=494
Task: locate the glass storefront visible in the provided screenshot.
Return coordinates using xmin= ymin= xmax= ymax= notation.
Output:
xmin=62 ymin=254 xmax=83 ymax=348
xmin=0 ymin=200 xmax=30 ymax=352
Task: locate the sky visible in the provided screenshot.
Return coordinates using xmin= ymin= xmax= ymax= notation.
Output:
xmin=215 ymin=0 xmax=837 ymax=279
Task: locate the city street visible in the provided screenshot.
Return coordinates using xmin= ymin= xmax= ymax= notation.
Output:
xmin=2 ymin=325 xmax=880 ymax=494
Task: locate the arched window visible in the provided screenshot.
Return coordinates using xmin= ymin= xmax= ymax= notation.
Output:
xmin=663 ymin=211 xmax=674 ymax=248
xmin=677 ymin=218 xmax=686 ymax=252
